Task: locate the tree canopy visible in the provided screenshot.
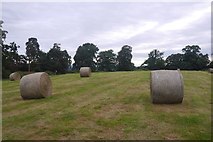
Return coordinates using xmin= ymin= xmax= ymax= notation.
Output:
xmin=1 ymin=21 xmax=23 ymax=78
xmin=165 ymin=45 xmax=209 ymax=70
xmin=97 ymin=49 xmax=117 ymax=72
xmin=73 ymin=43 xmax=99 ymax=71
xmin=0 ymin=20 xmax=8 ymax=43
xmin=117 ymin=45 xmax=134 ymax=71
xmin=142 ymin=49 xmax=165 ymax=70
xmin=2 ymin=42 xmax=21 ymax=75
xmin=181 ymin=45 xmax=209 ymax=70
xmin=25 ymin=37 xmax=40 ymax=71
xmin=46 ymin=43 xmax=71 ymax=73
xmin=165 ymin=53 xmax=183 ymax=70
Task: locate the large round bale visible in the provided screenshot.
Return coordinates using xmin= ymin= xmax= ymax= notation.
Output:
xmin=209 ymin=68 xmax=213 ymax=73
xmin=150 ymin=70 xmax=184 ymax=104
xmin=80 ymin=67 xmax=91 ymax=77
xmin=9 ymin=72 xmax=21 ymax=81
xmin=20 ymin=72 xmax=52 ymax=99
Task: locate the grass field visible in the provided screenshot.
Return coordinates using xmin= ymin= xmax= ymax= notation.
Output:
xmin=2 ymin=71 xmax=212 ymax=140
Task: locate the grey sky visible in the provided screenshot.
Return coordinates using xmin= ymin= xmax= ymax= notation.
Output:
xmin=2 ymin=1 xmax=212 ymax=66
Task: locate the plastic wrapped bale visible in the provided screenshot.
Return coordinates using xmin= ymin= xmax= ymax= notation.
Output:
xmin=150 ymin=70 xmax=184 ymax=104
xmin=80 ymin=67 xmax=91 ymax=77
xmin=20 ymin=72 xmax=52 ymax=99
xmin=9 ymin=72 xmax=21 ymax=81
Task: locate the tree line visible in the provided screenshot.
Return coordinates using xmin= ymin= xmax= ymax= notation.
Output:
xmin=1 ymin=21 xmax=212 ymax=78
xmin=142 ymin=46 xmax=211 ymax=70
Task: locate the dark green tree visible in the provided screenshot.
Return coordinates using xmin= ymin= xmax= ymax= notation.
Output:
xmin=97 ymin=49 xmax=117 ymax=72
xmin=208 ymin=61 xmax=213 ymax=68
xmin=117 ymin=45 xmax=134 ymax=71
xmin=0 ymin=20 xmax=8 ymax=43
xmin=2 ymin=42 xmax=21 ymax=78
xmin=1 ymin=20 xmax=9 ymax=78
xmin=18 ymin=55 xmax=28 ymax=71
xmin=165 ymin=53 xmax=183 ymax=69
xmin=46 ymin=43 xmax=71 ymax=73
xmin=25 ymin=37 xmax=40 ymax=72
xmin=73 ymin=43 xmax=99 ymax=71
xmin=1 ymin=21 xmax=25 ymax=78
xmin=4 ymin=42 xmax=20 ymax=69
xmin=182 ymin=45 xmax=209 ymax=70
xmin=142 ymin=49 xmax=165 ymax=70
xmin=35 ymin=50 xmax=48 ymax=72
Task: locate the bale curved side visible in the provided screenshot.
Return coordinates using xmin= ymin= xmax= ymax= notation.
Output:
xmin=9 ymin=72 xmax=21 ymax=81
xmin=20 ymin=72 xmax=52 ymax=99
xmin=209 ymin=68 xmax=213 ymax=73
xmin=150 ymin=70 xmax=184 ymax=104
xmin=80 ymin=67 xmax=91 ymax=77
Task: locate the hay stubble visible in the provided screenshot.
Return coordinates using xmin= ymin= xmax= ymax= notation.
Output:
xmin=2 ymin=71 xmax=211 ymax=140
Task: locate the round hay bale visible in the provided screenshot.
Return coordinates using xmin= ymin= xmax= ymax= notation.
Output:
xmin=150 ymin=70 xmax=184 ymax=104
xmin=209 ymin=68 xmax=213 ymax=73
xmin=9 ymin=72 xmax=21 ymax=81
xmin=20 ymin=72 xmax=52 ymax=99
xmin=80 ymin=67 xmax=91 ymax=77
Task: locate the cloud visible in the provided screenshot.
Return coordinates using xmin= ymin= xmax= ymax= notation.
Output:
xmin=157 ymin=5 xmax=211 ymax=31
xmin=2 ymin=2 xmax=211 ymax=66
xmin=89 ymin=20 xmax=158 ymax=45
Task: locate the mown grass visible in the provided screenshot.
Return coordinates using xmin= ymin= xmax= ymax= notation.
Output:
xmin=2 ymin=71 xmax=212 ymax=140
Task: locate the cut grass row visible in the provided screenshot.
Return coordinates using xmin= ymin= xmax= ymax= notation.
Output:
xmin=2 ymin=71 xmax=212 ymax=140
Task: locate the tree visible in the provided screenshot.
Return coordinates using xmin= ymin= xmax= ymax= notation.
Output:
xmin=46 ymin=43 xmax=71 ymax=73
xmin=2 ymin=42 xmax=21 ymax=78
xmin=1 ymin=20 xmax=9 ymax=78
xmin=142 ymin=49 xmax=165 ymax=70
xmin=1 ymin=21 xmax=24 ymax=78
xmin=3 ymin=42 xmax=20 ymax=70
xmin=0 ymin=20 xmax=8 ymax=43
xmin=25 ymin=37 xmax=40 ymax=72
xmin=165 ymin=53 xmax=183 ymax=69
xmin=208 ymin=61 xmax=213 ymax=68
xmin=117 ymin=45 xmax=134 ymax=71
xmin=18 ymin=55 xmax=28 ymax=71
xmin=35 ymin=50 xmax=48 ymax=72
xmin=181 ymin=45 xmax=209 ymax=70
xmin=73 ymin=43 xmax=99 ymax=71
xmin=97 ymin=49 xmax=117 ymax=72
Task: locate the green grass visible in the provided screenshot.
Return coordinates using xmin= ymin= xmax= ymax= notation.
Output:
xmin=2 ymin=71 xmax=212 ymax=140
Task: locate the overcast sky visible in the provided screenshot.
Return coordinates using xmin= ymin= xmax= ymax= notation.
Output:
xmin=2 ymin=0 xmax=212 ymax=66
